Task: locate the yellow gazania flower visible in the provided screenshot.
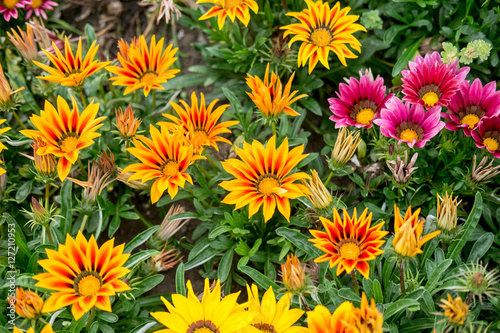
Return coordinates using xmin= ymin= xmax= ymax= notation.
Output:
xmin=8 ymin=25 xmax=38 ymax=62
xmin=392 ymin=205 xmax=440 ymax=258
xmin=438 ymin=294 xmax=469 ymax=325
xmin=14 ymin=324 xmax=54 ymax=333
xmin=349 ymin=292 xmax=383 ymax=333
xmin=281 ymin=254 xmax=308 ymax=293
xmin=107 ymin=35 xmax=180 ymax=97
xmin=122 ymin=125 xmax=204 ymax=203
xmin=306 ymin=302 xmax=355 ymax=333
xmin=151 ymin=278 xmax=258 ymax=333
xmin=0 ymin=62 xmax=24 ymax=105
xmin=158 ymin=92 xmax=239 ymax=153
xmin=219 ymin=136 xmax=310 ymax=222
xmin=33 ymin=37 xmax=111 ymax=87
xmin=301 ymin=170 xmax=332 ymax=210
xmin=8 ymin=287 xmax=44 ymax=319
xmin=246 ymin=64 xmax=307 ymax=120
xmin=34 ymin=233 xmax=130 ymax=321
xmin=309 ymin=208 xmax=388 ymax=279
xmin=281 ymin=0 xmax=366 ymax=73
xmin=20 ymin=96 xmax=106 ymax=181
xmin=197 ymin=0 xmax=258 ymax=30
xmin=246 ymin=285 xmax=305 ymax=333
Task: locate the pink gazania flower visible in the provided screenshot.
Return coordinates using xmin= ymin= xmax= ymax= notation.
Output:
xmin=373 ymin=96 xmax=445 ymax=148
xmin=328 ymin=72 xmax=394 ymax=129
xmin=443 ymin=79 xmax=500 ymax=137
xmin=401 ymin=51 xmax=469 ymax=108
xmin=26 ymin=0 xmax=58 ymax=19
xmin=0 ymin=0 xmax=31 ymax=21
xmin=472 ymin=116 xmax=500 ymax=158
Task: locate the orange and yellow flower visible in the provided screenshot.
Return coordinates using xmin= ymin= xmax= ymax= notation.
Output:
xmin=219 ymin=136 xmax=309 ymax=222
xmin=197 ymin=0 xmax=258 ymax=30
xmin=281 ymin=0 xmax=366 ymax=73
xmin=9 ymin=287 xmax=44 ymax=319
xmin=14 ymin=324 xmax=54 ymax=333
xmin=20 ymin=96 xmax=106 ymax=181
xmin=281 ymin=254 xmax=308 ymax=293
xmin=392 ymin=205 xmax=440 ymax=258
xmin=246 ymin=64 xmax=307 ymax=119
xmin=349 ymin=292 xmax=383 ymax=333
xmin=8 ymin=25 xmax=38 ymax=62
xmin=309 ymin=208 xmax=388 ymax=279
xmin=116 ymin=105 xmax=141 ymax=140
xmin=34 ymin=233 xmax=130 ymax=321
xmin=0 ymin=62 xmax=24 ymax=106
xmin=33 ymin=37 xmax=110 ymax=87
xmin=117 ymin=37 xmax=140 ymax=62
xmin=159 ymin=92 xmax=238 ymax=153
xmin=122 ymin=125 xmax=203 ymax=203
xmin=107 ymin=35 xmax=179 ymax=97
xmin=306 ymin=302 xmax=354 ymax=333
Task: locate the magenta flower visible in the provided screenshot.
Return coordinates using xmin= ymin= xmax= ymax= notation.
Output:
xmin=401 ymin=51 xmax=469 ymax=108
xmin=373 ymin=96 xmax=445 ymax=148
xmin=443 ymin=79 xmax=500 ymax=137
xmin=472 ymin=116 xmax=500 ymax=158
xmin=26 ymin=0 xmax=58 ymax=19
xmin=0 ymin=0 xmax=31 ymax=21
xmin=328 ymin=73 xmax=393 ymax=129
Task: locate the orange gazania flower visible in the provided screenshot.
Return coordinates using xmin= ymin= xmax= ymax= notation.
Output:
xmin=122 ymin=125 xmax=204 ymax=203
xmin=309 ymin=208 xmax=388 ymax=279
xmin=281 ymin=254 xmax=308 ymax=293
xmin=281 ymin=0 xmax=366 ymax=73
xmin=8 ymin=25 xmax=38 ymax=62
xmin=306 ymin=302 xmax=354 ymax=333
xmin=246 ymin=64 xmax=307 ymax=120
xmin=349 ymin=292 xmax=383 ymax=332
xmin=197 ymin=0 xmax=258 ymax=30
xmin=158 ymin=92 xmax=239 ymax=153
xmin=116 ymin=105 xmax=141 ymax=140
xmin=392 ymin=205 xmax=440 ymax=258
xmin=107 ymin=35 xmax=180 ymax=97
xmin=14 ymin=324 xmax=54 ymax=333
xmin=20 ymin=96 xmax=106 ymax=181
xmin=34 ymin=233 xmax=130 ymax=321
xmin=9 ymin=287 xmax=44 ymax=319
xmin=33 ymin=37 xmax=110 ymax=87
xmin=117 ymin=37 xmax=140 ymax=62
xmin=219 ymin=136 xmax=309 ymax=222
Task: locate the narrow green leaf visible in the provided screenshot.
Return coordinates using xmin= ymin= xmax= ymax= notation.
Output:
xmin=125 ymin=250 xmax=159 ymax=270
xmin=176 ymin=263 xmax=186 ymax=296
xmin=218 ymin=246 xmax=235 ymax=283
xmin=238 ymin=265 xmax=280 ymax=290
xmin=185 ymin=246 xmax=221 ymax=270
xmin=424 ymin=259 xmax=452 ymax=293
xmin=124 ymin=226 xmax=160 ymax=254
xmin=384 ymin=299 xmax=420 ymax=320
xmin=392 ymin=36 xmax=425 ymax=76
xmin=276 ymin=227 xmax=322 ymax=259
xmin=467 ymin=232 xmax=494 ymax=262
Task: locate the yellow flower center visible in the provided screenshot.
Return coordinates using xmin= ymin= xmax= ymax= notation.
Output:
xmin=258 ymin=176 xmax=279 ymax=197
xmin=339 ymin=241 xmax=361 ymax=260
xmin=421 ymin=91 xmax=439 ymax=107
xmin=2 ymin=0 xmax=19 ymax=9
xmin=60 ymin=136 xmax=79 ymax=153
xmin=31 ymin=0 xmax=42 ymax=8
xmin=76 ymin=274 xmax=102 ymax=297
xmin=483 ymin=137 xmax=499 ymax=151
xmin=140 ymin=72 xmax=158 ymax=86
xmin=399 ymin=129 xmax=418 ymax=143
xmin=222 ymin=0 xmax=243 ymax=9
xmin=310 ymin=28 xmax=332 ymax=47
xmin=356 ymin=108 xmax=375 ymax=125
xmin=461 ymin=114 xmax=480 ymax=130
xmin=162 ymin=160 xmax=179 ymax=178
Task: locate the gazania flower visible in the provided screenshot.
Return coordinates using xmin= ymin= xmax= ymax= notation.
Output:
xmin=392 ymin=205 xmax=440 ymax=258
xmin=373 ymin=97 xmax=445 ymax=148
xmin=436 ymin=192 xmax=461 ymax=233
xmin=281 ymin=0 xmax=366 ymax=73
xmin=33 ymin=37 xmax=111 ymax=88
xmin=468 ymin=155 xmax=500 ymax=185
xmin=20 ymin=96 xmax=106 ymax=181
xmin=219 ymin=136 xmax=309 ymax=222
xmin=197 ymin=0 xmax=258 ymax=30
xmin=349 ymin=292 xmax=383 ymax=333
xmin=246 ymin=64 xmax=307 ymax=120
xmin=9 ymin=287 xmax=44 ymax=319
xmin=34 ymin=233 xmax=131 ymax=321
xmin=14 ymin=324 xmax=54 ymax=333
xmin=309 ymin=208 xmax=388 ymax=279
xmin=0 ymin=62 xmax=25 ymax=107
xmin=306 ymin=302 xmax=354 ymax=333
xmin=455 ymin=262 xmax=500 ymax=305
xmin=246 ymin=285 xmax=304 ymax=333
xmin=107 ymin=35 xmax=179 ymax=97
xmin=117 ymin=38 xmax=140 ymax=62
xmin=159 ymin=92 xmax=238 ymax=152
xmin=30 ymin=137 xmax=57 ymax=178
xmin=281 ymin=254 xmax=309 ymax=294
xmin=329 ymin=73 xmax=393 ymax=128
xmin=438 ymin=294 xmax=468 ymax=326
xmin=8 ymin=25 xmax=38 ymax=62
xmin=122 ymin=125 xmax=203 ymax=203
xmin=401 ymin=51 xmax=469 ymax=108
xmin=328 ymin=127 xmax=361 ymax=169
xmin=25 ymin=0 xmax=58 ymax=19
xmin=151 ymin=279 xmax=257 ymax=333
xmin=0 ymin=0 xmax=30 ymax=21
xmin=387 ymin=151 xmax=418 ymax=186
xmin=301 ymin=170 xmax=332 ymax=210
xmin=115 ymin=105 xmax=141 ymax=140
xmin=443 ymin=79 xmax=500 ymax=136
xmin=471 ymin=115 xmax=500 ymax=158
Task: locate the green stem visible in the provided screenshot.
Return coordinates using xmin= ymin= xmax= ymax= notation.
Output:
xmin=351 ymin=270 xmax=359 ymax=296
xmin=79 ymin=214 xmax=89 ymax=233
xmin=12 ymin=110 xmax=27 ymax=129
xmin=399 ymin=260 xmax=406 ymax=297
xmin=133 ymin=207 xmax=153 ymax=228
xmin=152 ymin=91 xmax=156 ymax=109
xmin=125 ymin=139 xmax=131 ymax=159
xmin=86 ymin=306 xmax=96 ymax=331
xmin=324 ymin=171 xmax=334 ymax=186
xmin=45 ymin=224 xmax=54 ymax=245
xmin=80 ymin=90 xmax=87 ymax=107
xmin=45 ymin=183 xmax=51 ymax=210
xmin=271 ymin=121 xmax=276 ymax=136
xmin=77 ymin=158 xmax=88 ymax=177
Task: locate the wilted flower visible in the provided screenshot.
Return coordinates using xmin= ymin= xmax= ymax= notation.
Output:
xmin=360 ymin=9 xmax=383 ymax=30
xmin=301 ymin=170 xmax=332 ymax=210
xmin=8 ymin=25 xmax=39 ymax=62
xmin=96 ymin=150 xmax=117 ymax=178
xmin=455 ymin=262 xmax=500 ymax=305
xmin=158 ymin=205 xmax=191 ymax=241
xmin=438 ymin=294 xmax=469 ymax=326
xmin=157 ymin=0 xmax=181 ymax=23
xmin=0 ymin=62 xmax=25 ymax=109
xmin=30 ymin=19 xmax=53 ymax=51
xmin=8 ymin=287 xmax=44 ymax=319
xmin=441 ymin=42 xmax=459 ymax=64
xmin=328 ymin=127 xmax=361 ymax=169
xmin=115 ymin=105 xmax=141 ymax=140
xmin=436 ymin=192 xmax=461 ymax=233
xmin=142 ymin=247 xmax=182 ymax=275
xmin=468 ymin=155 xmax=500 ymax=186
xmin=281 ymin=254 xmax=309 ymax=294
xmin=387 ymin=151 xmax=418 ymax=186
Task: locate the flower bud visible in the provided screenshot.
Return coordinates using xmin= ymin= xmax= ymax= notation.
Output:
xmin=8 ymin=287 xmax=44 ymax=319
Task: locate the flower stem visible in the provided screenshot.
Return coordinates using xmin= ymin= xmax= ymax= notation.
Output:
xmin=272 ymin=121 xmax=276 ymax=137
xmin=133 ymin=207 xmax=154 ymax=228
xmin=125 ymin=139 xmax=131 ymax=159
xmin=12 ymin=110 xmax=27 ymax=129
xmin=86 ymin=306 xmax=96 ymax=331
xmin=79 ymin=214 xmax=89 ymax=233
xmin=351 ymin=270 xmax=359 ymax=295
xmin=324 ymin=171 xmax=334 ymax=186
xmin=152 ymin=91 xmax=156 ymax=109
xmin=45 ymin=183 xmax=51 ymax=210
xmin=300 ymin=294 xmax=311 ymax=311
xmin=77 ymin=158 xmax=88 ymax=177
xmin=399 ymin=260 xmax=406 ymax=297
xmin=45 ymin=225 xmax=54 ymax=245
xmin=80 ymin=90 xmax=87 ymax=107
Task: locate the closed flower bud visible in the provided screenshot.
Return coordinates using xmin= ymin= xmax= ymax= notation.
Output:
xmin=387 ymin=151 xmax=418 ymax=186
xmin=25 ymin=197 xmax=55 ymax=229
xmin=8 ymin=287 xmax=44 ymax=319
xmin=32 ymin=138 xmax=57 ymax=177
xmin=8 ymin=25 xmax=39 ymax=63
xmin=436 ymin=192 xmax=461 ymax=233
xmin=281 ymin=254 xmax=307 ymax=293
xmin=456 ymin=262 xmax=499 ymax=304
xmin=0 ymin=62 xmax=24 ymax=109
xmin=301 ymin=170 xmax=332 ymax=210
xmin=115 ymin=105 xmax=141 ymax=140
xmin=329 ymin=127 xmax=361 ymax=169
xmin=468 ymin=155 xmax=500 ymax=187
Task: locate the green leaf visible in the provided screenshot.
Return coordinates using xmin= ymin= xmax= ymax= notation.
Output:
xmin=3 ymin=213 xmax=30 ymax=257
xmin=15 ymin=180 xmax=33 ymax=203
xmin=85 ymin=24 xmax=97 ymax=46
xmin=218 ymin=246 xmax=235 ymax=283
xmin=276 ymin=227 xmax=322 ymax=259
xmin=124 ymin=226 xmax=160 ymax=254
xmin=468 ymin=232 xmax=494 ymax=262
xmin=176 ymin=263 xmax=186 ymax=296
xmin=130 ymin=322 xmax=159 ymax=333
xmin=424 ymin=259 xmax=452 ymax=294
xmin=125 ymin=250 xmax=159 ymax=270
xmin=447 ymin=192 xmax=483 ymax=260
xmin=384 ymin=299 xmax=420 ymax=320
xmin=299 ymin=97 xmax=322 ymax=116
xmin=209 ymin=226 xmax=233 ymax=240
xmin=185 ymin=246 xmax=221 ymax=270
xmin=372 ymin=279 xmax=383 ymax=304
xmin=392 ymin=36 xmax=425 ymax=76
xmin=60 ymin=180 xmax=73 ymax=236
xmin=238 ymin=265 xmax=280 ymax=290
xmin=132 ymin=274 xmax=165 ymax=297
